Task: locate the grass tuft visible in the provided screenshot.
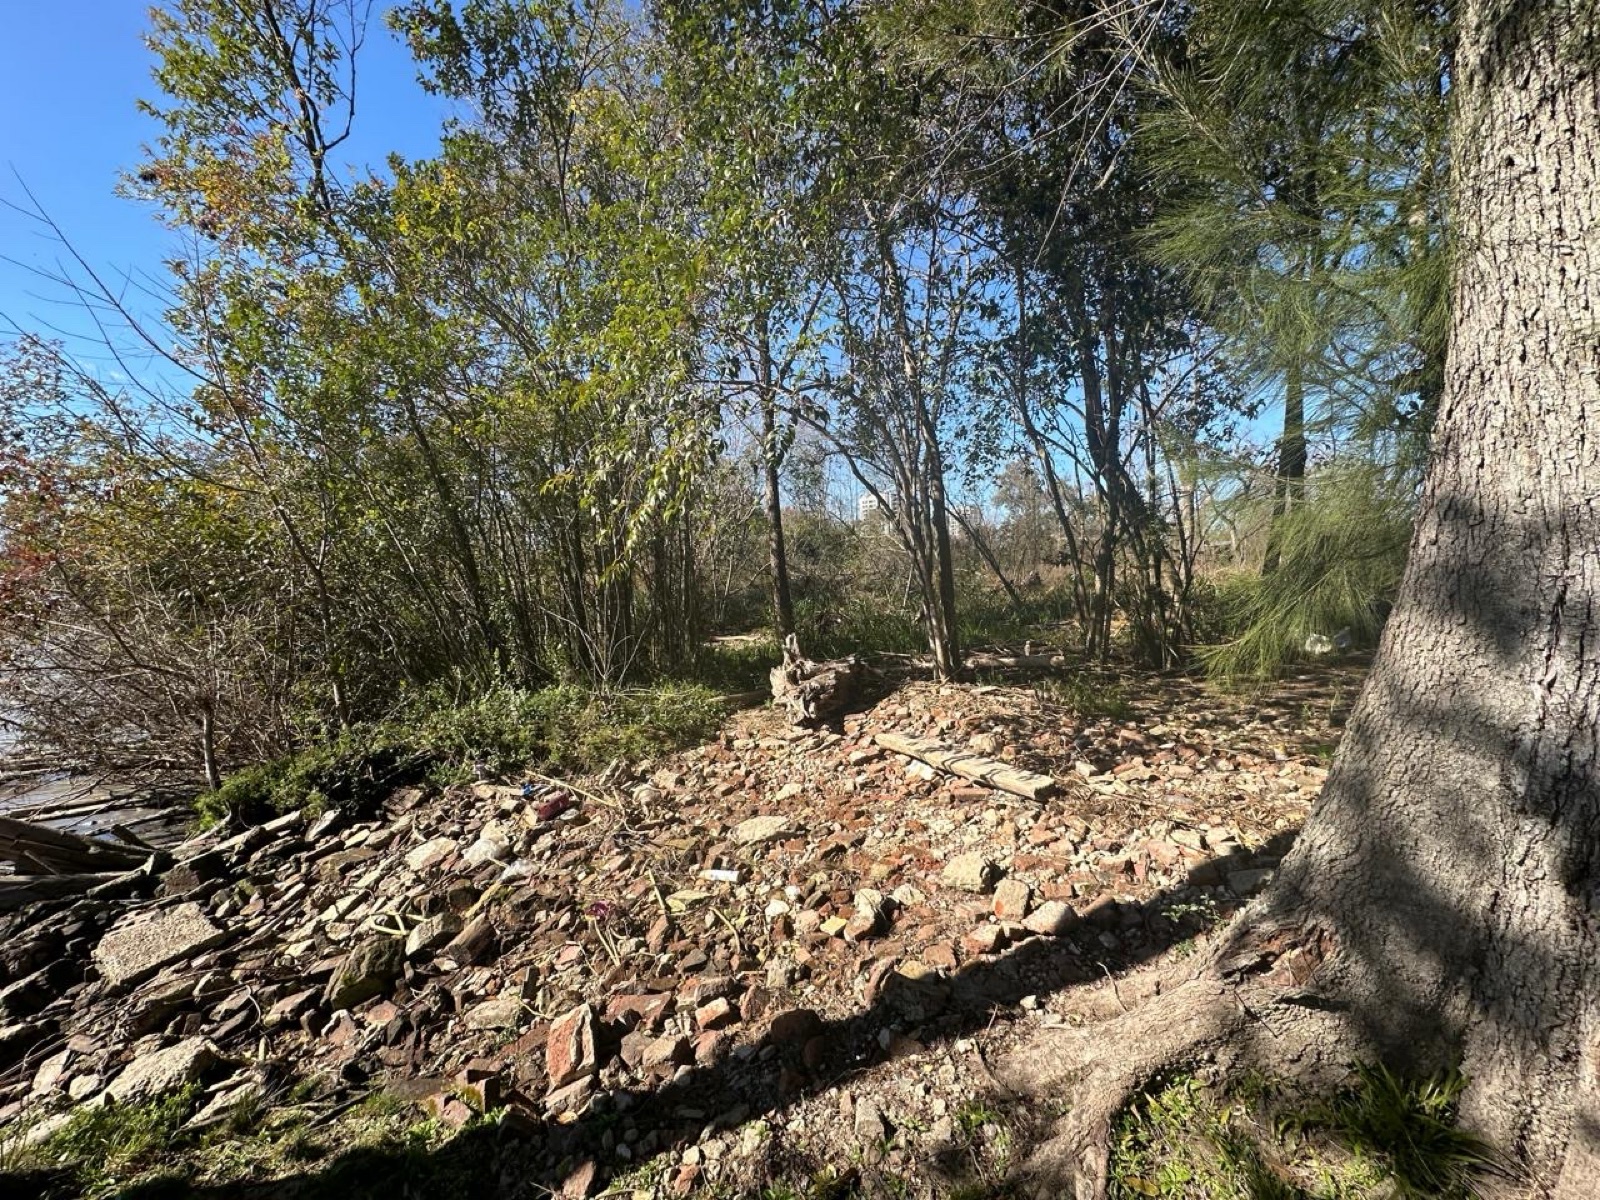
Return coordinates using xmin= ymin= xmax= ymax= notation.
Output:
xmin=1110 ymin=1064 xmax=1494 ymax=1200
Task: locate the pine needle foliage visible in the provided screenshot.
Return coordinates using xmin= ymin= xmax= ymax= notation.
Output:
xmin=1199 ymin=462 xmax=1413 ymax=680
xmin=1141 ymin=0 xmax=1452 ymax=448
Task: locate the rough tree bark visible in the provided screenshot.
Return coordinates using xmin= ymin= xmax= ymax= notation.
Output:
xmin=1005 ymin=5 xmax=1600 ymax=1196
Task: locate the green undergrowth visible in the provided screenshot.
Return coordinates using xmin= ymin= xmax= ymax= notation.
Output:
xmin=0 ymin=1084 xmax=509 ymax=1200
xmin=0 ymin=1085 xmax=202 ymax=1196
xmin=1031 ymin=673 xmax=1135 ymax=721
xmin=1110 ymin=1064 xmax=1495 ymax=1200
xmin=196 ymin=680 xmax=728 ymax=826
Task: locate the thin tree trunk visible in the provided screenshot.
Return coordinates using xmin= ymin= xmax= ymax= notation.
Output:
xmin=199 ymin=705 xmax=221 ymax=792
xmin=950 ymin=506 xmax=1025 ymax=612
xmin=756 ymin=312 xmax=797 ymax=642
xmin=1262 ymin=355 xmax=1308 ymax=574
xmin=926 ymin=449 xmax=962 ymax=680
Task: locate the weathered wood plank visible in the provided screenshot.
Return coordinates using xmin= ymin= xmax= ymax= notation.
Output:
xmin=0 ymin=872 xmax=128 ymax=912
xmin=873 ymin=732 xmax=1059 ymax=801
xmin=0 ymin=816 xmax=149 ymax=875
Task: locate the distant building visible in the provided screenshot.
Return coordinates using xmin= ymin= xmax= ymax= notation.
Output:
xmin=854 ymin=491 xmax=895 ymax=536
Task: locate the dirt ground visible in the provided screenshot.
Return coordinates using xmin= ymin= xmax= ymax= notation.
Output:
xmin=0 ymin=655 xmax=1368 ymax=1198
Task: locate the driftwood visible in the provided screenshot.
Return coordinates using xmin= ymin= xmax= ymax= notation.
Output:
xmin=770 ymin=634 xmax=865 ymax=726
xmin=874 ymin=732 xmax=1059 ymax=801
xmin=963 ymin=651 xmax=1069 ymax=671
xmin=0 ymin=872 xmax=130 ymax=912
xmin=0 ymin=816 xmax=152 ymax=875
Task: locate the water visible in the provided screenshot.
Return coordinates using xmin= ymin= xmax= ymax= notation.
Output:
xmin=0 ymin=720 xmax=188 ymax=849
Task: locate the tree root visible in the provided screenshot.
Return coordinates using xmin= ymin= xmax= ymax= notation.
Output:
xmin=994 ymin=953 xmax=1375 ymax=1200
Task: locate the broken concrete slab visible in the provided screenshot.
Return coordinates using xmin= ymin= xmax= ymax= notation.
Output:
xmin=93 ymin=903 xmax=228 ymax=988
xmin=105 ymin=1037 xmax=222 ymax=1105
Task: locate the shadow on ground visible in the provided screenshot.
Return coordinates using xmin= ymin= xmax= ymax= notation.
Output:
xmin=0 ymin=831 xmax=1298 ymax=1200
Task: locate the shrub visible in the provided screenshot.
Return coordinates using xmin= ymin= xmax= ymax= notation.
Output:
xmin=196 ymin=681 xmax=728 ymax=824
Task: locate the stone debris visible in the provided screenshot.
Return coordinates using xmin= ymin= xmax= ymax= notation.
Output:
xmin=1022 ymin=900 xmax=1080 ymax=937
xmin=941 ymin=853 xmax=999 ymax=894
xmin=105 ymin=1037 xmax=222 ymax=1105
xmin=732 ymin=815 xmax=794 ymax=847
xmin=547 ymin=1003 xmax=598 ymax=1088
xmin=324 ymin=936 xmax=405 ymax=1011
xmin=0 ymin=659 xmax=1360 ymax=1197
xmin=992 ymin=878 xmax=1032 ymax=919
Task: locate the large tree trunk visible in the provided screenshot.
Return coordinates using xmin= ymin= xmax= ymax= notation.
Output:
xmin=1261 ymin=6 xmax=1600 ymax=1187
xmin=1009 ymin=6 xmax=1600 ymax=1195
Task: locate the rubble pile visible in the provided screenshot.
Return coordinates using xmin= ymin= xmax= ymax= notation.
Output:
xmin=0 ymin=663 xmax=1359 ymax=1195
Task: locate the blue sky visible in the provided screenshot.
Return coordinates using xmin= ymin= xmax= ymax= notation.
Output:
xmin=0 ymin=4 xmax=447 ymax=351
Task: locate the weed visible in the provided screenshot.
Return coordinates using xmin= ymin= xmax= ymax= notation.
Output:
xmin=1033 ymin=674 xmax=1134 ymax=721
xmin=1109 ymin=1064 xmax=1495 ymax=1200
xmin=1288 ymin=1063 xmax=1495 ymax=1199
xmin=24 ymin=1084 xmax=201 ymax=1195
xmin=954 ymin=1100 xmax=1004 ymax=1139
xmin=198 ymin=680 xmax=727 ymax=824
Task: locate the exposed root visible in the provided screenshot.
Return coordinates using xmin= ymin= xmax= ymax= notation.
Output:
xmin=995 ymin=949 xmax=1374 ymax=1200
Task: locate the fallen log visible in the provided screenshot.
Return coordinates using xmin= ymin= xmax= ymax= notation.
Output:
xmin=0 ymin=816 xmax=152 ymax=875
xmin=0 ymin=872 xmax=129 ymax=912
xmin=874 ymin=732 xmax=1060 ymax=801
xmin=770 ymin=634 xmax=866 ymax=726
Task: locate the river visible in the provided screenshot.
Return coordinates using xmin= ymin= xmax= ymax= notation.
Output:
xmin=0 ymin=719 xmax=189 ymax=848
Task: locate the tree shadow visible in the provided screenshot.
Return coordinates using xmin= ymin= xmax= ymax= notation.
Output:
xmin=0 ymin=833 xmax=1298 ymax=1199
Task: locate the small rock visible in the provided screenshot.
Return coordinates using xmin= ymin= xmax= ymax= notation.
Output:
xmin=406 ymin=912 xmax=464 ymax=959
xmin=1083 ymin=897 xmax=1122 ymax=928
xmin=844 ymin=888 xmax=888 ymax=942
xmin=325 ymin=937 xmax=405 ymax=1010
xmin=265 ymin=988 xmax=319 ymax=1028
xmin=941 ymin=853 xmax=999 ymax=894
xmin=1022 ymin=900 xmax=1080 ymax=937
xmin=67 ymin=1073 xmax=103 ymax=1102
xmin=442 ymin=917 xmax=497 ymax=967
xmin=604 ymin=992 xmax=674 ymax=1031
xmin=462 ymin=836 xmax=508 ymax=867
xmin=547 ymin=1003 xmax=598 ymax=1088
xmin=963 ymin=924 xmax=1009 ymax=956
xmin=642 ymin=1035 xmax=693 ymax=1071
xmin=992 ymin=878 xmax=1032 ymax=919
xmin=766 ymin=1008 xmax=824 ymax=1046
xmin=561 ymin=1158 xmax=600 ymax=1198
xmin=695 ymin=997 xmax=738 ymax=1030
xmin=854 ymin=1095 xmax=889 ymax=1148
xmin=733 ymin=815 xmax=794 ymax=847
xmin=106 ymin=1037 xmax=221 ymax=1105
xmin=465 ymin=995 xmax=525 ymax=1031
xmin=405 ymin=837 xmax=458 ymax=872
xmin=545 ymin=1075 xmax=596 ymax=1116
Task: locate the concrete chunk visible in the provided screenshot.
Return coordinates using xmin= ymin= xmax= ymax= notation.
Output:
xmin=106 ymin=1037 xmax=221 ymax=1105
xmin=733 ymin=816 xmax=794 ymax=847
xmin=93 ymin=903 xmax=227 ymax=988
